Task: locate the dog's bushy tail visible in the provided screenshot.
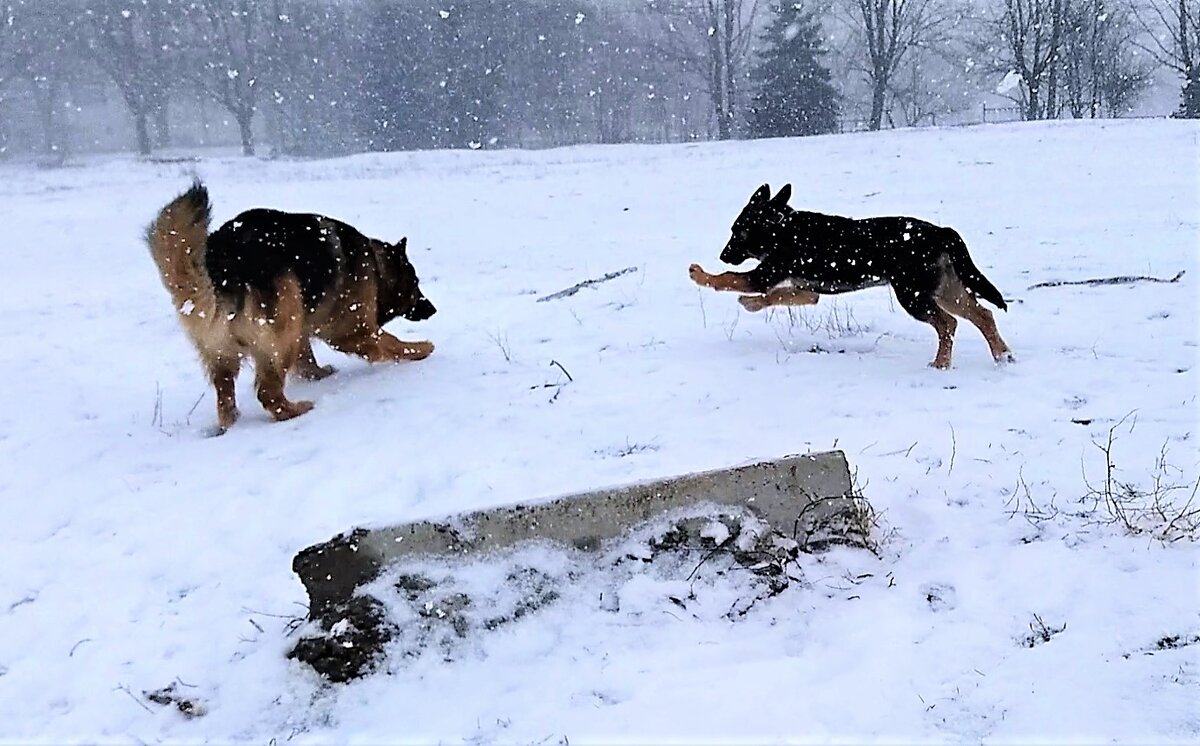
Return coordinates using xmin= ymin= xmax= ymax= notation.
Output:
xmin=944 ymin=229 xmax=1007 ymax=311
xmin=145 ymin=180 xmax=216 ymax=322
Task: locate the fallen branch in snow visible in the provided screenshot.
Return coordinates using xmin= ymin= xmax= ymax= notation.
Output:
xmin=529 ymin=360 xmax=574 ymax=403
xmin=536 ymin=266 xmax=638 ymax=302
xmin=1026 ymin=270 xmax=1185 ymax=291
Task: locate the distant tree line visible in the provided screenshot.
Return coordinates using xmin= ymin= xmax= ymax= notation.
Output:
xmin=0 ymin=0 xmax=1191 ymax=160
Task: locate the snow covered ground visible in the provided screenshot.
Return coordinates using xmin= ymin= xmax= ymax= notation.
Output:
xmin=0 ymin=119 xmax=1196 ymax=743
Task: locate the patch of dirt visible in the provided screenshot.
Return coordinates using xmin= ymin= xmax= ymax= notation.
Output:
xmin=288 ymin=596 xmax=396 ymax=683
xmin=144 ymin=683 xmax=207 ymax=719
xmin=1020 ymin=613 xmax=1067 ymax=648
xmin=1156 ymin=633 xmax=1200 ymax=650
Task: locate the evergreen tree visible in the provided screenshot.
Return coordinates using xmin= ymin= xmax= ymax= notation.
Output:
xmin=749 ymin=2 xmax=838 ymax=138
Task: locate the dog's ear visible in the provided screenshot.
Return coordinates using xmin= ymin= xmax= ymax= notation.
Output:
xmin=771 ymin=184 xmax=792 ymax=207
xmin=750 ymin=184 xmax=771 ymax=206
xmin=394 ymin=237 xmax=408 ymax=253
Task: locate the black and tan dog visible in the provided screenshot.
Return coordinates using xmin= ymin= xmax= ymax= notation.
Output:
xmin=689 ymin=183 xmax=1013 ymax=369
xmin=146 ymin=181 xmax=436 ymax=432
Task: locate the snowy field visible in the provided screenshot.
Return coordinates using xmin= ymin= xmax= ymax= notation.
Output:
xmin=0 ymin=119 xmax=1196 ymax=743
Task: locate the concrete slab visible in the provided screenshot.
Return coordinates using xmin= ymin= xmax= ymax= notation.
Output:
xmin=293 ymin=450 xmax=863 ymax=618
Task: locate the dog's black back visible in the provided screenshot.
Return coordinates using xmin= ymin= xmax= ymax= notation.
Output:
xmin=720 ymin=184 xmax=1006 ymax=320
xmin=207 ymin=209 xmax=347 ymax=312
xmin=205 ymin=208 xmax=435 ymax=323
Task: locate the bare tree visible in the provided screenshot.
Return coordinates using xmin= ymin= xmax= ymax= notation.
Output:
xmin=887 ymin=45 xmax=974 ymax=125
xmin=261 ymin=0 xmax=362 ymax=156
xmin=20 ymin=1 xmax=87 ymax=158
xmin=0 ymin=3 xmax=35 ymax=88
xmin=844 ymin=0 xmax=955 ymax=130
xmin=992 ymin=0 xmax=1070 ymax=119
xmin=184 ymin=0 xmax=261 ymax=155
xmin=85 ymin=0 xmax=179 ymax=156
xmin=644 ymin=0 xmax=761 ymax=139
xmin=1135 ymin=0 xmax=1199 ymax=115
xmin=1060 ymin=0 xmax=1149 ymax=117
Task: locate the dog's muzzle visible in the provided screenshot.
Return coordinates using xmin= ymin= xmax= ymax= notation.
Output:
xmin=720 ymin=242 xmax=750 ymax=266
xmin=407 ymin=296 xmax=437 ymax=321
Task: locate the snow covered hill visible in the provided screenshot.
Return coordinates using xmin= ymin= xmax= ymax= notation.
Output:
xmin=0 ymin=119 xmax=1196 ymax=742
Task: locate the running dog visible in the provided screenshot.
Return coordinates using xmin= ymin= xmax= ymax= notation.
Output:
xmin=689 ymin=183 xmax=1013 ymax=368
xmin=146 ymin=181 xmax=436 ymax=432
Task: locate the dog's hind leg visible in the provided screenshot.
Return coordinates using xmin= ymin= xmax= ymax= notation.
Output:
xmin=927 ymin=308 xmax=958 ymax=370
xmin=935 ymin=270 xmax=1014 ymax=364
xmin=293 ymin=339 xmax=337 ymax=381
xmin=251 ymin=277 xmax=314 ymax=422
xmin=254 ymin=359 xmax=314 ymax=421
xmin=201 ymin=351 xmax=241 ymax=432
xmin=738 ymin=286 xmax=820 ymax=312
xmin=895 ymin=282 xmax=958 ymax=369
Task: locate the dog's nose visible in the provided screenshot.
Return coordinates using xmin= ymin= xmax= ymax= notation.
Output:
xmin=413 ymin=297 xmax=436 ymax=320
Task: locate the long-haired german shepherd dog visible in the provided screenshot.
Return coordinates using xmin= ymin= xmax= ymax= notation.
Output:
xmin=146 ymin=181 xmax=436 ymax=433
xmin=689 ymin=183 xmax=1013 ymax=369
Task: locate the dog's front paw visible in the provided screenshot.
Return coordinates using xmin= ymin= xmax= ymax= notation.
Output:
xmin=995 ymin=351 xmax=1016 ymax=366
xmin=688 ymin=263 xmax=711 ymax=287
xmin=297 ymin=363 xmax=337 ymax=381
xmin=738 ymin=294 xmax=769 ymax=312
xmin=271 ymin=399 xmax=315 ymax=422
xmin=403 ymin=341 xmax=434 ymax=360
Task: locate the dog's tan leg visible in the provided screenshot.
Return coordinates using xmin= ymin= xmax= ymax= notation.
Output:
xmin=936 ymin=276 xmax=1014 ymax=364
xmin=928 ymin=308 xmax=958 ymax=370
xmin=332 ymin=330 xmax=434 ymax=363
xmin=293 ymin=339 xmax=336 ymax=380
xmin=318 ymin=289 xmax=434 ymax=364
xmin=376 ymin=333 xmax=435 ymax=361
xmin=200 ymin=352 xmax=241 ymax=431
xmin=739 ymin=287 xmax=820 ymax=312
xmin=251 ymin=276 xmax=314 ymax=422
xmin=689 ymin=264 xmax=758 ymax=293
xmin=254 ymin=361 xmax=314 ymax=421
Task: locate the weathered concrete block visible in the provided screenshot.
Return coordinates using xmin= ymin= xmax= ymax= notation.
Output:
xmin=293 ymin=450 xmax=863 ymax=619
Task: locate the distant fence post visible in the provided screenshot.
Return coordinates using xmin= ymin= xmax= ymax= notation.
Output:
xmin=981 ymin=103 xmax=1023 ymax=125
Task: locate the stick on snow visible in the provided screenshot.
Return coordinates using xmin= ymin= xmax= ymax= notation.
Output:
xmin=1027 ymin=270 xmax=1185 ymax=291
xmin=537 ymin=266 xmax=638 ymax=302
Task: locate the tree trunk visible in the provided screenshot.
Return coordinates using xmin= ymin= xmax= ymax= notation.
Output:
xmin=153 ymin=102 xmax=170 ymax=149
xmin=708 ymin=23 xmax=730 ymax=140
xmin=1046 ymin=58 xmax=1060 ymax=118
xmin=39 ymin=76 xmax=63 ymax=157
xmin=1044 ymin=0 xmax=1065 ymax=119
xmin=869 ymin=78 xmax=887 ymax=130
xmin=134 ymin=109 xmax=152 ymax=156
xmin=1180 ymin=0 xmax=1192 ymax=74
xmin=237 ymin=111 xmax=255 ymax=156
xmin=722 ymin=0 xmax=736 ymax=138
